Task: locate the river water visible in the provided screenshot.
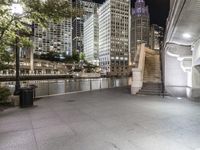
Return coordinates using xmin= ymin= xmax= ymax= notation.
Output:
xmin=1 ymin=78 xmax=132 ymax=97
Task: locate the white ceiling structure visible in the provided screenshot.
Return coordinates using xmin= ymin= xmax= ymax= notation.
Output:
xmin=165 ymin=0 xmax=200 ymax=46
xmin=164 ymin=0 xmax=200 ymax=98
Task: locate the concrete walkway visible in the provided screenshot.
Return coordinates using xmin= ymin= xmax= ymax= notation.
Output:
xmin=0 ymin=87 xmax=200 ymax=150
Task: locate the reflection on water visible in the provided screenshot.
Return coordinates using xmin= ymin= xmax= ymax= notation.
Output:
xmin=1 ymin=77 xmax=132 ymax=97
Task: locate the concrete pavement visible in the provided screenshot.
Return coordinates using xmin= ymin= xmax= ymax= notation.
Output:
xmin=0 ymin=87 xmax=200 ymax=150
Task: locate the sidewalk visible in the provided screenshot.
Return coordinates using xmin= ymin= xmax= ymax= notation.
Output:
xmin=0 ymin=87 xmax=200 ymax=150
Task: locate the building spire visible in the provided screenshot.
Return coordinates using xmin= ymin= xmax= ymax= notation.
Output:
xmin=137 ymin=0 xmax=144 ymax=2
xmin=133 ymin=0 xmax=149 ymax=17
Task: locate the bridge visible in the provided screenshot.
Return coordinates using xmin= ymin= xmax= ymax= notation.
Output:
xmin=164 ymin=0 xmax=200 ymax=99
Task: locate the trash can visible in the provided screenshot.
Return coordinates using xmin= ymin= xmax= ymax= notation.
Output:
xmin=20 ymin=87 xmax=33 ymax=108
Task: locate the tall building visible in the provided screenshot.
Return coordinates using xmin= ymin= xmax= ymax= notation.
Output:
xmin=149 ymin=24 xmax=164 ymax=50
xmin=84 ymin=14 xmax=99 ymax=66
xmin=33 ymin=0 xmax=72 ymax=56
xmin=34 ymin=19 xmax=72 ymax=56
xmin=99 ymin=0 xmax=130 ymax=76
xmin=72 ymin=0 xmax=99 ymax=53
xmin=131 ymin=0 xmax=150 ymax=64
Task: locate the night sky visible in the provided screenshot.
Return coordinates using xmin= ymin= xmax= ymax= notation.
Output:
xmin=93 ymin=0 xmax=170 ymax=28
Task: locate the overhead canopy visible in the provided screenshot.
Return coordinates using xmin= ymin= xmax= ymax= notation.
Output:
xmin=166 ymin=0 xmax=200 ymax=46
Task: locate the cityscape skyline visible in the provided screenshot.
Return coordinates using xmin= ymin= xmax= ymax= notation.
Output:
xmin=3 ymin=0 xmax=165 ymax=77
xmin=93 ymin=0 xmax=170 ymax=27
xmin=0 ymin=0 xmax=165 ymax=78
xmin=2 ymin=5 xmax=200 ymax=148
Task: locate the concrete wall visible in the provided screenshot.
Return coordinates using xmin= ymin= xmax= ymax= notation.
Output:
xmin=165 ymin=53 xmax=188 ymax=97
xmin=189 ymin=39 xmax=200 ymax=100
xmin=193 ymin=39 xmax=200 ymax=66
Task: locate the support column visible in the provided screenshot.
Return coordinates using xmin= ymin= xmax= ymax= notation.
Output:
xmin=187 ymin=67 xmax=200 ymax=100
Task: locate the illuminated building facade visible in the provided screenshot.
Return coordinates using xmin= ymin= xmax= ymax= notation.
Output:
xmin=131 ymin=0 xmax=150 ymax=64
xmin=33 ymin=0 xmax=72 ymax=56
xmin=84 ymin=14 xmax=99 ymax=66
xmin=149 ymin=24 xmax=164 ymax=50
xmin=72 ymin=0 xmax=99 ymax=53
xmin=98 ymin=0 xmax=130 ymax=76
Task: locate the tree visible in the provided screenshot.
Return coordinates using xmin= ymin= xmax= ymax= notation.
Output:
xmin=0 ymin=49 xmax=14 ymax=70
xmin=79 ymin=52 xmax=85 ymax=61
xmin=0 ymin=0 xmax=82 ymax=70
xmin=72 ymin=50 xmax=80 ymax=63
xmin=46 ymin=51 xmax=59 ymax=61
xmin=64 ymin=55 xmax=73 ymax=63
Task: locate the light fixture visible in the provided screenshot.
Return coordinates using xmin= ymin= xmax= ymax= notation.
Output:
xmin=11 ymin=3 xmax=23 ymax=15
xmin=177 ymin=97 xmax=182 ymax=100
xmin=183 ymin=33 xmax=191 ymax=39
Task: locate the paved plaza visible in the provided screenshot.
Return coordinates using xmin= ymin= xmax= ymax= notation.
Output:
xmin=0 ymin=87 xmax=200 ymax=150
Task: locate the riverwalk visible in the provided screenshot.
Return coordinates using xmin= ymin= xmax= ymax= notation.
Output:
xmin=0 ymin=87 xmax=200 ymax=150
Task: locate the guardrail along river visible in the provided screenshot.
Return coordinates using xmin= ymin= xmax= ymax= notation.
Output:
xmin=1 ymin=78 xmax=132 ymax=97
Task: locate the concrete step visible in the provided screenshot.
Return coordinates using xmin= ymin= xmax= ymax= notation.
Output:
xmin=138 ymin=83 xmax=168 ymax=96
xmin=144 ymin=77 xmax=161 ymax=79
xmin=137 ymin=91 xmax=169 ymax=96
xmin=143 ymin=53 xmax=161 ymax=83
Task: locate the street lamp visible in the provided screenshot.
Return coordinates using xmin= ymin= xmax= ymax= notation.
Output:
xmin=11 ymin=3 xmax=23 ymax=95
xmin=11 ymin=3 xmax=23 ymax=15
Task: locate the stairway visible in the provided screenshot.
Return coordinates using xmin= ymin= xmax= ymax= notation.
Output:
xmin=143 ymin=52 xmax=161 ymax=83
xmin=137 ymin=83 xmax=163 ymax=95
xmin=138 ymin=51 xmax=163 ymax=95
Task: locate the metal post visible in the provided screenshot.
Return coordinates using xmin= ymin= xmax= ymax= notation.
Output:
xmin=47 ymin=80 xmax=50 ymax=95
xmin=100 ymin=79 xmax=102 ymax=89
xmin=64 ymin=80 xmax=67 ymax=93
xmin=79 ymin=79 xmax=81 ymax=91
xmin=90 ymin=79 xmax=92 ymax=91
xmin=159 ymin=37 xmax=165 ymax=98
xmin=14 ymin=21 xmax=20 ymax=95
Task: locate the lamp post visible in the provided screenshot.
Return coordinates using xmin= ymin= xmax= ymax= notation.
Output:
xmin=11 ymin=3 xmax=23 ymax=95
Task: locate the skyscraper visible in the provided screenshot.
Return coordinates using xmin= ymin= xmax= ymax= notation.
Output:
xmin=131 ymin=0 xmax=150 ymax=64
xmin=72 ymin=0 xmax=99 ymax=54
xmin=98 ymin=0 xmax=130 ymax=76
xmin=33 ymin=1 xmax=72 ymax=56
xmin=84 ymin=14 xmax=99 ymax=66
xmin=149 ymin=24 xmax=164 ymax=50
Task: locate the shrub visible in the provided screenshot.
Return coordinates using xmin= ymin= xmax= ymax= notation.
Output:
xmin=0 ymin=87 xmax=11 ymax=103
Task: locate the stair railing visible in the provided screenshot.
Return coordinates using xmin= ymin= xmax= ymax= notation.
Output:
xmin=159 ymin=39 xmax=165 ymax=98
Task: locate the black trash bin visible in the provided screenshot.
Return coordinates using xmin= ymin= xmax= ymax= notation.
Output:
xmin=20 ymin=87 xmax=33 ymax=108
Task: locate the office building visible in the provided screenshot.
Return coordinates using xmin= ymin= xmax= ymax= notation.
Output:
xmin=33 ymin=0 xmax=72 ymax=56
xmin=84 ymin=14 xmax=99 ymax=66
xmin=98 ymin=0 xmax=130 ymax=76
xmin=149 ymin=24 xmax=164 ymax=50
xmin=72 ymin=0 xmax=99 ymax=53
xmin=34 ymin=18 xmax=72 ymax=56
xmin=131 ymin=0 xmax=150 ymax=64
